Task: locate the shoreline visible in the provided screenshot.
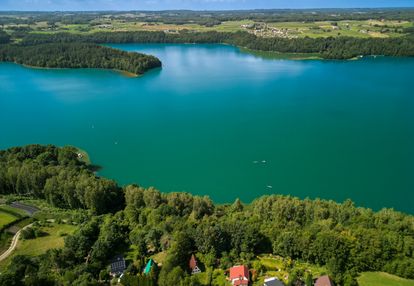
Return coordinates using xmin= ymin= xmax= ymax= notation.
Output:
xmin=20 ymin=63 xmax=141 ymax=78
xmin=240 ymin=47 xmax=324 ymax=60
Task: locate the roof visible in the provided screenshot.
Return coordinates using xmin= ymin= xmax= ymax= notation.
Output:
xmin=315 ymin=275 xmax=334 ymax=286
xmin=229 ymin=265 xmax=249 ymax=281
xmin=189 ymin=254 xmax=197 ymax=270
xmin=264 ymin=277 xmax=285 ymax=286
xmin=110 ymin=255 xmax=126 ymax=274
xmin=233 ymin=280 xmax=249 ymax=286
xmin=143 ymin=259 xmax=154 ymax=275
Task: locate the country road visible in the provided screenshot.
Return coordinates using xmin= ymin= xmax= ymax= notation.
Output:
xmin=0 ymin=223 xmax=33 ymax=262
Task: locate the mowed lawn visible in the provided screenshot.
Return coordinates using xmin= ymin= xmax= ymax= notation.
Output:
xmin=358 ymin=272 xmax=414 ymax=286
xmin=0 ymin=211 xmax=18 ymax=229
xmin=15 ymin=223 xmax=77 ymax=256
xmin=251 ymin=255 xmax=328 ymax=286
xmin=0 ymin=223 xmax=77 ymax=271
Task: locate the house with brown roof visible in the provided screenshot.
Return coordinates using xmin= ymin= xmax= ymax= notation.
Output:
xmin=229 ymin=265 xmax=249 ymax=286
xmin=315 ymin=275 xmax=334 ymax=286
xmin=189 ymin=254 xmax=201 ymax=274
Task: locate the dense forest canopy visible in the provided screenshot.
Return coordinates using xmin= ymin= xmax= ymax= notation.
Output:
xmin=0 ymin=145 xmax=413 ymax=285
xmin=0 ymin=42 xmax=161 ymax=75
xmin=0 ymin=29 xmax=10 ymax=44
xmin=0 ymin=145 xmax=125 ymax=214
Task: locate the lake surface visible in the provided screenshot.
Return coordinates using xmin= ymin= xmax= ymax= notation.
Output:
xmin=1 ymin=44 xmax=413 ymax=213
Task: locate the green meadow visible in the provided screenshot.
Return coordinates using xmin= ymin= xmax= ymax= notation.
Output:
xmin=358 ymin=272 xmax=414 ymax=286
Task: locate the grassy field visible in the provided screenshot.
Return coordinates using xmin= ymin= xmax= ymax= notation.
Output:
xmin=0 ymin=222 xmax=77 ymax=270
xmin=266 ymin=20 xmax=412 ymax=38
xmin=55 ymin=19 xmax=412 ymax=39
xmin=14 ymin=223 xmax=76 ymax=256
xmin=0 ymin=204 xmax=32 ymax=256
xmin=6 ymin=18 xmax=412 ymax=40
xmin=0 ymin=204 xmax=30 ymax=230
xmin=0 ymin=212 xmax=18 ymax=229
xmin=251 ymin=255 xmax=327 ymax=285
xmin=358 ymin=272 xmax=414 ymax=286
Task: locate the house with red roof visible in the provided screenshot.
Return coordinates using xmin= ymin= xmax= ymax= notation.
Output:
xmin=189 ymin=254 xmax=201 ymax=274
xmin=229 ymin=265 xmax=249 ymax=286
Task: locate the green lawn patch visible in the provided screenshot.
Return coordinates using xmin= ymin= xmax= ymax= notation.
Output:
xmin=0 ymin=222 xmax=77 ymax=271
xmin=151 ymin=251 xmax=167 ymax=265
xmin=252 ymin=255 xmax=328 ymax=285
xmin=358 ymin=272 xmax=414 ymax=286
xmin=0 ymin=211 xmax=19 ymax=229
xmin=16 ymin=223 xmax=77 ymax=256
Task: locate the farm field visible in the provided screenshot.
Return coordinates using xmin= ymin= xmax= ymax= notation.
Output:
xmin=3 ymin=17 xmax=412 ymax=39
xmin=266 ymin=19 xmax=412 ymax=38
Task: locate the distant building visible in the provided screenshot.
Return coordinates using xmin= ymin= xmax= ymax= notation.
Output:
xmin=110 ymin=255 xmax=126 ymax=276
xmin=189 ymin=254 xmax=201 ymax=274
xmin=264 ymin=277 xmax=285 ymax=286
xmin=229 ymin=265 xmax=249 ymax=286
xmin=315 ymin=275 xmax=334 ymax=286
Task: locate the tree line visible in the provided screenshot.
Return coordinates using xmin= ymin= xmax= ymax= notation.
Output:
xmin=0 ymin=145 xmax=413 ymax=285
xmin=0 ymin=145 xmax=125 ymax=214
xmin=19 ymin=30 xmax=414 ymax=59
xmin=0 ymin=29 xmax=10 ymax=44
xmin=2 ymin=9 xmax=414 ymax=27
xmin=0 ymin=42 xmax=161 ymax=75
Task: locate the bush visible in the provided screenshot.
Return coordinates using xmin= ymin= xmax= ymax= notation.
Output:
xmin=58 ymin=231 xmax=68 ymax=237
xmin=20 ymin=226 xmax=48 ymax=240
xmin=21 ymin=227 xmax=36 ymax=240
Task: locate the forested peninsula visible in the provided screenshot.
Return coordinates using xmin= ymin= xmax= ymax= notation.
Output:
xmin=0 ymin=42 xmax=161 ymax=76
xmin=0 ymin=145 xmax=413 ymax=285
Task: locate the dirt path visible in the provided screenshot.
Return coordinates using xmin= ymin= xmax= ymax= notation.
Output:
xmin=0 ymin=223 xmax=33 ymax=262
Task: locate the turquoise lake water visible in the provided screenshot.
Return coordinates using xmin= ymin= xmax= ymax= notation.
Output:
xmin=1 ymin=44 xmax=413 ymax=213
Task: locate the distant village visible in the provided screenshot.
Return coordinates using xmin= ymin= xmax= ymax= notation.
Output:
xmin=240 ymin=23 xmax=299 ymax=39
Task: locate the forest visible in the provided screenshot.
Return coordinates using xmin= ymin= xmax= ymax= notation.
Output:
xmin=0 ymin=42 xmax=161 ymax=75
xmin=16 ymin=30 xmax=414 ymax=59
xmin=0 ymin=29 xmax=10 ymax=44
xmin=0 ymin=145 xmax=413 ymax=285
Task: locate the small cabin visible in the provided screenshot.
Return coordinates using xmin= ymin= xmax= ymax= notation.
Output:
xmin=189 ymin=254 xmax=201 ymax=274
